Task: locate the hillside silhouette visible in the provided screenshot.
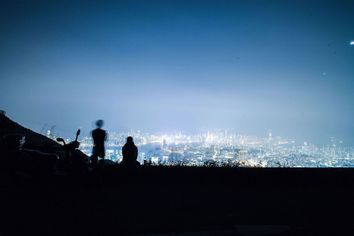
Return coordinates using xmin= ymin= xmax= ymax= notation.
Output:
xmin=0 ymin=113 xmax=89 ymax=176
xmin=1 ymin=113 xmax=354 ymax=235
xmin=0 ymin=113 xmax=60 ymax=150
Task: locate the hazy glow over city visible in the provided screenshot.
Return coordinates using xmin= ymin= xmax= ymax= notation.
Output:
xmin=1 ymin=0 xmax=354 ymax=149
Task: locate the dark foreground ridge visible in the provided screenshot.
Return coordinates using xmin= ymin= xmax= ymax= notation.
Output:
xmin=1 ymin=114 xmax=354 ymax=235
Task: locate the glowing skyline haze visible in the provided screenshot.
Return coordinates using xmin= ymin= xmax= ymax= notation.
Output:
xmin=0 ymin=0 xmax=353 ymax=145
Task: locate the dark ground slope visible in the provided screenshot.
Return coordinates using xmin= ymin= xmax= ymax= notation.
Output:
xmin=0 ymin=113 xmax=60 ymax=150
xmin=1 ymin=114 xmax=354 ymax=235
xmin=1 ymin=166 xmax=354 ymax=235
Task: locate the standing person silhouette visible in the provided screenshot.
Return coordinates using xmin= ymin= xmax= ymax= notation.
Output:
xmin=91 ymin=120 xmax=107 ymax=167
xmin=121 ymin=136 xmax=139 ymax=167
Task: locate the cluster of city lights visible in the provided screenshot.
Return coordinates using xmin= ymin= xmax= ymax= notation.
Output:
xmin=75 ymin=130 xmax=354 ymax=168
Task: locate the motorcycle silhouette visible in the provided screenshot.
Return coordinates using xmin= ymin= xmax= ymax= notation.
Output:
xmin=56 ymin=129 xmax=81 ymax=154
xmin=56 ymin=129 xmax=87 ymax=172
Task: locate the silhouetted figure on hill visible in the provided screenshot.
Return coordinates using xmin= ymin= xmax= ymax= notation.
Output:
xmin=121 ymin=136 xmax=140 ymax=167
xmin=91 ymin=120 xmax=107 ymax=167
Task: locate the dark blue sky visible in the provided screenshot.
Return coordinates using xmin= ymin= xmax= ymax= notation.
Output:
xmin=1 ymin=0 xmax=353 ymax=144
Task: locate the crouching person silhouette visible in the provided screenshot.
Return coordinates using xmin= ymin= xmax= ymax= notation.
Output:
xmin=121 ymin=136 xmax=140 ymax=167
xmin=91 ymin=120 xmax=107 ymax=167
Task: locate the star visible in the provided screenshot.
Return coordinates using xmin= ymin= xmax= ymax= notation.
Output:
xmin=350 ymin=41 xmax=354 ymax=46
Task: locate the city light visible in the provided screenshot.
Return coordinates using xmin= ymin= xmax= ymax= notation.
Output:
xmin=76 ymin=130 xmax=354 ymax=168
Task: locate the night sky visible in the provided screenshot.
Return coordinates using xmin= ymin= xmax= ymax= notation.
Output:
xmin=1 ymin=0 xmax=353 ymax=145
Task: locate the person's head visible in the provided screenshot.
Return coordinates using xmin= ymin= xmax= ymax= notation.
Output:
xmin=126 ymin=136 xmax=133 ymax=143
xmin=96 ymin=119 xmax=104 ymax=128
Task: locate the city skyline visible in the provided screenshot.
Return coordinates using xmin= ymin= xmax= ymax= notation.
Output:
xmin=75 ymin=129 xmax=354 ymax=167
xmin=44 ymin=125 xmax=350 ymax=147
